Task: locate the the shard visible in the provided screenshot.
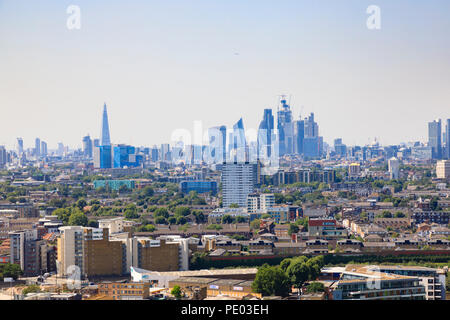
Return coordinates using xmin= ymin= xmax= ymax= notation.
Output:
xmin=101 ymin=103 xmax=111 ymax=146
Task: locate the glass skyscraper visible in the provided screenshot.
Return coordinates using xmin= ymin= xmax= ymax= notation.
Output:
xmin=82 ymin=135 xmax=93 ymax=158
xmin=230 ymin=118 xmax=247 ymax=163
xmin=101 ymin=103 xmax=111 ymax=146
xmin=428 ymin=119 xmax=442 ymax=159
xmin=208 ymin=125 xmax=227 ymax=164
xmin=277 ymin=98 xmax=293 ymax=156
xmin=257 ymin=109 xmax=274 ymax=159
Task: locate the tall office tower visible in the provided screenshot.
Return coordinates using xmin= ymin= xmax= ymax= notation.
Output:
xmin=40 ymin=141 xmax=48 ymax=157
xmin=160 ymin=143 xmax=171 ymax=161
xmin=184 ymin=144 xmax=203 ymax=165
xmin=93 ymin=145 xmax=112 ymax=168
xmin=304 ymin=112 xmax=319 ymax=137
xmin=208 ymin=125 xmax=227 ymax=164
xmin=303 ymin=112 xmax=322 ymax=158
xmin=334 ymin=138 xmax=347 ymax=158
xmin=113 ymin=144 xmax=143 ymax=168
xmin=171 ymin=142 xmax=184 ymax=164
xmin=221 ymin=162 xmax=257 ymax=207
xmin=388 ymin=157 xmax=400 ymax=180
xmin=150 ymin=146 xmax=159 ymax=162
xmin=257 ymin=109 xmax=274 ymax=160
xmin=445 ymin=119 xmax=450 ymax=159
xmin=82 ymin=135 xmax=93 ymax=158
xmin=428 ymin=119 xmax=442 ymax=159
xmin=17 ymin=137 xmax=23 ymax=155
xmin=277 ymin=98 xmax=294 ymax=156
xmin=93 ymin=138 xmax=100 ymax=148
xmin=101 ymin=103 xmax=111 ymax=146
xmin=230 ymin=118 xmax=247 ymax=162
xmin=57 ymin=143 xmax=64 ymax=156
xmin=0 ymin=146 xmax=7 ymax=168
xmin=35 ymin=137 xmax=41 ymax=157
xmin=294 ymin=118 xmax=305 ymax=155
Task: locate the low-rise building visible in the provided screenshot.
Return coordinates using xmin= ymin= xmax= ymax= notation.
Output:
xmin=323 ymin=265 xmax=427 ymax=300
xmin=98 ymin=281 xmax=150 ymax=300
xmin=308 ymin=218 xmax=347 ymax=239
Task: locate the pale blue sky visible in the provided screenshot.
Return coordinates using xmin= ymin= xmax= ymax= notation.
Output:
xmin=0 ymin=0 xmax=449 ymax=150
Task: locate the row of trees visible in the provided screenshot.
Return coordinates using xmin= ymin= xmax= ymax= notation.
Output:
xmin=0 ymin=263 xmax=23 ymax=281
xmin=251 ymin=255 xmax=325 ymax=297
xmin=149 ymin=206 xmax=206 ymax=225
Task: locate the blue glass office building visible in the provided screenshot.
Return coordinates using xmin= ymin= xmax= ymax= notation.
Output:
xmin=180 ymin=180 xmax=218 ymax=194
xmin=113 ymin=145 xmax=143 ymax=168
xmin=98 ymin=145 xmax=112 ymax=168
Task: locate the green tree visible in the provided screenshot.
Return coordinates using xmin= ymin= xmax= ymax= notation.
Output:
xmin=87 ymin=220 xmax=99 ymax=228
xmin=144 ymin=224 xmax=156 ymax=232
xmin=176 ymin=216 xmax=188 ymax=225
xmin=141 ymin=186 xmax=154 ymax=197
xmin=174 ymin=206 xmax=191 ymax=217
xmin=229 ymin=203 xmax=239 ymax=208
xmin=154 ymin=207 xmax=169 ymax=219
xmin=382 ymin=211 xmax=393 ymax=218
xmin=68 ymin=211 xmax=88 ymax=227
xmin=53 ymin=208 xmax=71 ymax=225
xmin=22 ymin=284 xmax=41 ymax=295
xmin=124 ymin=211 xmax=139 ymax=219
xmin=206 ymin=224 xmax=222 ymax=230
xmin=171 ymin=285 xmax=183 ymax=299
xmin=250 ymin=219 xmax=261 ymax=231
xmin=280 ymin=258 xmax=293 ymax=272
xmin=286 ymin=258 xmax=310 ymax=290
xmin=0 ymin=263 xmax=23 ymax=280
xmin=168 ymin=216 xmax=177 ymax=224
xmin=296 ymin=217 xmax=309 ymax=231
xmin=221 ymin=215 xmax=234 ymax=224
xmin=75 ymin=198 xmax=87 ymax=210
xmin=288 ymin=224 xmax=299 ymax=236
xmin=252 ymin=264 xmax=291 ymax=297
xmin=155 ymin=216 xmax=167 ymax=225
xmin=306 ymin=282 xmax=325 ymax=293
xmin=118 ymin=184 xmax=130 ymax=193
xmin=394 ymin=211 xmax=405 ymax=218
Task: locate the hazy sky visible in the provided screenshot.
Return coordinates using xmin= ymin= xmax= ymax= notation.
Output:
xmin=1 ymin=0 xmax=449 ymax=150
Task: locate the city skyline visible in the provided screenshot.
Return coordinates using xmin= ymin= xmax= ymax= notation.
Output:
xmin=1 ymin=1 xmax=450 ymax=149
xmin=1 ymin=100 xmax=448 ymax=153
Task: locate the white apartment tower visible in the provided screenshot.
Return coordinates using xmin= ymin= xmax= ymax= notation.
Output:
xmin=388 ymin=157 xmax=400 ymax=180
xmin=436 ymin=160 xmax=450 ymax=180
xmin=221 ymin=162 xmax=257 ymax=207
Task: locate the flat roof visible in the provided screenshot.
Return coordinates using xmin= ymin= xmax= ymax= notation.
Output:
xmin=170 ymin=277 xmax=219 ymax=285
xmin=209 ymin=279 xmax=246 ymax=286
xmin=135 ymin=268 xmax=258 ymax=278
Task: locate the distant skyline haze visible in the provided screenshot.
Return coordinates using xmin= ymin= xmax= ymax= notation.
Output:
xmin=0 ymin=0 xmax=449 ymax=150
